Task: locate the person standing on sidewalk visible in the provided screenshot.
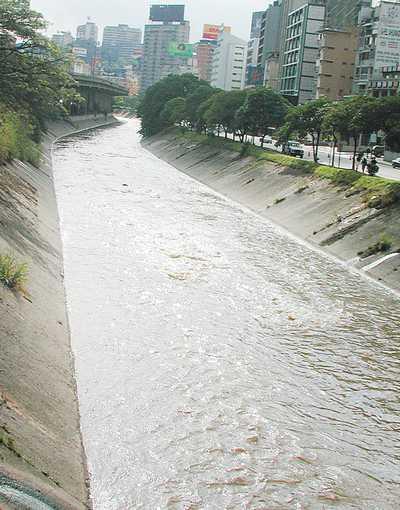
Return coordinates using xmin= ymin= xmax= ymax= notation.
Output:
xmin=361 ymin=157 xmax=368 ymax=173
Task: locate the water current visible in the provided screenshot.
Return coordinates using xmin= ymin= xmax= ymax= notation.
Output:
xmin=53 ymin=119 xmax=400 ymax=510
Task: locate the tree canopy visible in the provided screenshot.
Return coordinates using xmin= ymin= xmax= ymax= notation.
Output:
xmin=0 ymin=0 xmax=79 ymax=137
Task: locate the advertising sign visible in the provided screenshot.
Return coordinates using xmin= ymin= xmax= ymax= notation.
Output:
xmin=168 ymin=42 xmax=194 ymax=58
xmin=150 ymin=5 xmax=185 ymax=22
xmin=375 ymin=2 xmax=400 ymax=73
xmin=202 ymin=24 xmax=231 ymax=40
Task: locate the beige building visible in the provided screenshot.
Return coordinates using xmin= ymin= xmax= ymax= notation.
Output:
xmin=316 ymin=28 xmax=357 ymax=100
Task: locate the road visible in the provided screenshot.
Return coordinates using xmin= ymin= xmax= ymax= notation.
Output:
xmin=263 ymin=139 xmax=400 ymax=181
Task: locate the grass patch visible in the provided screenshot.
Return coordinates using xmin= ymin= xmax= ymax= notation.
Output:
xmin=0 ymin=105 xmax=40 ymax=166
xmin=358 ymin=234 xmax=393 ymax=259
xmin=171 ymin=129 xmax=400 ymax=209
xmin=0 ymin=254 xmax=28 ymax=290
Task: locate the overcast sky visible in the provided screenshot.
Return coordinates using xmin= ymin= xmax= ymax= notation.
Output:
xmin=30 ymin=0 xmax=272 ymax=42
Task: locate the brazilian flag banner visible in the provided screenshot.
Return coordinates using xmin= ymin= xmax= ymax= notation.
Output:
xmin=168 ymin=42 xmax=194 ymax=58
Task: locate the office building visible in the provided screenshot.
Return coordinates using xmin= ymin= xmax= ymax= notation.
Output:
xmin=141 ymin=5 xmax=191 ymax=91
xmin=76 ymin=21 xmax=98 ymax=43
xmin=280 ymin=2 xmax=325 ymax=103
xmin=316 ymin=28 xmax=357 ymax=100
xmin=353 ymin=0 xmax=400 ymax=94
xmin=102 ymin=25 xmax=142 ymax=63
xmin=211 ymin=31 xmax=247 ymax=91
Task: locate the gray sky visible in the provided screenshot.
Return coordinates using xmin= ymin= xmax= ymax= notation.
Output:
xmin=30 ymin=0 xmax=271 ymax=42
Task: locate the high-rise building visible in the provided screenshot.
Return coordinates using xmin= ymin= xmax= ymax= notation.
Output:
xmin=52 ymin=31 xmax=74 ymax=49
xmin=316 ymin=27 xmax=357 ymax=100
xmin=257 ymin=1 xmax=283 ymax=88
xmin=353 ymin=0 xmax=400 ymax=95
xmin=141 ymin=5 xmax=191 ymax=91
xmin=76 ymin=21 xmax=98 ymax=43
xmin=280 ymin=2 xmax=326 ymax=103
xmin=246 ymin=12 xmax=264 ymax=87
xmin=325 ymin=0 xmax=364 ymax=30
xmin=102 ymin=25 xmax=142 ymax=63
xmin=211 ymin=31 xmax=247 ymax=91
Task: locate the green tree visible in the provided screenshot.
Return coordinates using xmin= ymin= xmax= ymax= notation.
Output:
xmin=373 ymin=96 xmax=400 ymax=152
xmin=160 ymin=97 xmax=186 ymax=127
xmin=283 ymin=98 xmax=332 ymax=162
xmin=137 ymin=74 xmax=209 ymax=137
xmin=237 ymin=88 xmax=290 ymax=147
xmin=0 ymin=0 xmax=79 ymax=136
xmin=322 ymin=96 xmax=378 ymax=170
xmin=185 ymin=85 xmax=216 ymax=131
xmin=204 ymin=90 xmax=248 ymax=139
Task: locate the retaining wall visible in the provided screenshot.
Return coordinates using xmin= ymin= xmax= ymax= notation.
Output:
xmin=0 ymin=116 xmax=118 ymax=509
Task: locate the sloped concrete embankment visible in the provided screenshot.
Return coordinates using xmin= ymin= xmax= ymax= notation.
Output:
xmin=143 ymin=131 xmax=400 ymax=293
xmin=0 ymin=116 xmax=117 ymax=509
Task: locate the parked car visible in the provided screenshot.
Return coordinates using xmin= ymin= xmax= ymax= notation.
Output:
xmin=282 ymin=141 xmax=304 ymax=158
xmin=392 ymin=157 xmax=400 ymax=168
xmin=372 ymin=145 xmax=385 ymax=157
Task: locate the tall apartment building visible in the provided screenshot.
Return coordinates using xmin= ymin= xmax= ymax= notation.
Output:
xmin=257 ymin=1 xmax=283 ymax=89
xmin=316 ymin=27 xmax=357 ymax=99
xmin=197 ymin=25 xmax=231 ymax=83
xmin=197 ymin=40 xmax=216 ymax=83
xmin=76 ymin=21 xmax=98 ymax=43
xmin=354 ymin=0 xmax=400 ymax=95
xmin=210 ymin=32 xmax=247 ymax=91
xmin=102 ymin=25 xmax=142 ymax=63
xmin=141 ymin=5 xmax=190 ymax=91
xmin=280 ymin=2 xmax=326 ymax=103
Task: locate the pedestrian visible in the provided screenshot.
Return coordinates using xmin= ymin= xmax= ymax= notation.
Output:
xmin=356 ymin=152 xmax=363 ymax=171
xmin=361 ymin=157 xmax=368 ymax=173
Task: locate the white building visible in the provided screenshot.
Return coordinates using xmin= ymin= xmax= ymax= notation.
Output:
xmin=211 ymin=32 xmax=247 ymax=91
xmin=354 ymin=0 xmax=400 ymax=94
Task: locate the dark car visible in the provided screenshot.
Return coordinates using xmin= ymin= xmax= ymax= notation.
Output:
xmin=372 ymin=145 xmax=385 ymax=157
xmin=392 ymin=157 xmax=400 ymax=169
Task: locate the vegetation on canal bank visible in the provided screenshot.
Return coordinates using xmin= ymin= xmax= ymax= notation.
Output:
xmin=0 ymin=0 xmax=80 ymax=165
xmin=0 ymin=253 xmax=28 ymax=290
xmin=171 ymin=127 xmax=400 ymax=210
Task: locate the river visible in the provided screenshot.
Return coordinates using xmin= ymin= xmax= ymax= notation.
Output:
xmin=53 ymin=118 xmax=400 ymax=510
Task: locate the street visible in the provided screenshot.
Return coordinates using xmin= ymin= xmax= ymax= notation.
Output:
xmin=262 ymin=139 xmax=400 ymax=181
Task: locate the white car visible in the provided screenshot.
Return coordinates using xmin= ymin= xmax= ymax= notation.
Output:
xmin=392 ymin=157 xmax=400 ymax=169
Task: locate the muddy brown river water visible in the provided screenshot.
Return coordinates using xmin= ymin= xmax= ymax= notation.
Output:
xmin=53 ymin=119 xmax=400 ymax=509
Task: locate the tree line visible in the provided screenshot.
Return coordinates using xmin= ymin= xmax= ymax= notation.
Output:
xmin=137 ymin=74 xmax=400 ymax=170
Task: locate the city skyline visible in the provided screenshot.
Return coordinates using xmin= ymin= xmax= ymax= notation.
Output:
xmin=30 ymin=0 xmax=272 ymax=42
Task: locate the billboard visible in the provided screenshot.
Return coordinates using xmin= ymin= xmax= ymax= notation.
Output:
xmin=168 ymin=42 xmax=193 ymax=58
xmin=150 ymin=5 xmax=185 ymax=22
xmin=202 ymin=24 xmax=231 ymax=40
xmin=375 ymin=2 xmax=400 ymax=73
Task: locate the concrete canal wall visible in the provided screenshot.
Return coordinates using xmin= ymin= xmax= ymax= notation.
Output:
xmin=143 ymin=130 xmax=400 ymax=293
xmin=0 ymin=116 xmax=118 ymax=509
